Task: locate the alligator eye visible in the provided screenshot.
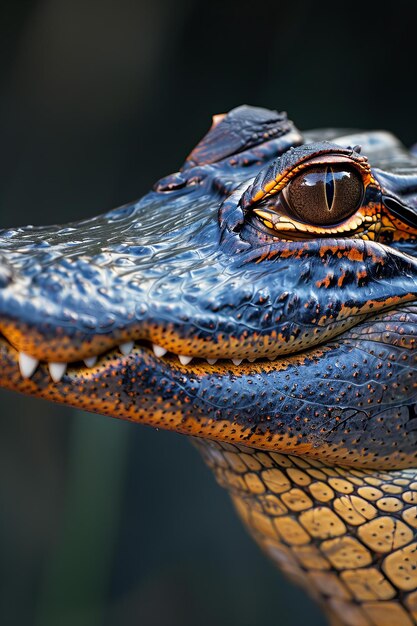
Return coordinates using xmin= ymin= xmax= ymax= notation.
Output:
xmin=287 ymin=165 xmax=363 ymax=226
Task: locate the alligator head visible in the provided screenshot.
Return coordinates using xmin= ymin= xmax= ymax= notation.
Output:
xmin=0 ymin=105 xmax=416 ymax=469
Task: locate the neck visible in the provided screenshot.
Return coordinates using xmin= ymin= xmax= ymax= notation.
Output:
xmin=195 ymin=439 xmax=417 ymax=626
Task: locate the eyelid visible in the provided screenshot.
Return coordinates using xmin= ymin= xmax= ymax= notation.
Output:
xmin=241 ymin=152 xmax=375 ymax=211
xmin=253 ymin=206 xmax=376 ymax=236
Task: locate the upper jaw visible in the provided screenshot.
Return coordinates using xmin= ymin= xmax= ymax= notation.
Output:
xmin=0 ymin=171 xmax=416 ymax=385
xmin=0 ymin=240 xmax=416 ymax=387
xmin=0 ymin=331 xmax=300 ymax=386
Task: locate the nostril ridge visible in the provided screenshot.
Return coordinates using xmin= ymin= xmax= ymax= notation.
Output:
xmin=0 ymin=258 xmax=13 ymax=288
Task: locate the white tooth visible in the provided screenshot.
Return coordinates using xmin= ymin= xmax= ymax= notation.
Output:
xmin=120 ymin=341 xmax=134 ymax=356
xmin=178 ymin=355 xmax=192 ymax=365
xmin=207 ymin=358 xmax=217 ymax=365
xmin=232 ymin=359 xmax=243 ymax=366
xmin=19 ymin=352 xmax=39 ymax=379
xmin=153 ymin=344 xmax=167 ymax=357
xmin=84 ymin=356 xmax=97 ymax=368
xmin=248 ymin=357 xmax=256 ymax=363
xmin=49 ymin=362 xmax=67 ymax=382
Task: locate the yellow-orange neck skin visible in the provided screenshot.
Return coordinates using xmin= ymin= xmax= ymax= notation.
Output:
xmin=197 ymin=439 xmax=417 ymax=626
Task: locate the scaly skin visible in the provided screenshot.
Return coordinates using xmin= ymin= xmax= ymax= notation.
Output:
xmin=198 ymin=439 xmax=417 ymax=626
xmin=0 ymin=106 xmax=416 ymax=625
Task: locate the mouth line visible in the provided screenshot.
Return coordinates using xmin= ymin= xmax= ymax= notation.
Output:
xmin=3 ymin=298 xmax=409 ymax=385
xmin=0 ymin=332 xmax=293 ymax=384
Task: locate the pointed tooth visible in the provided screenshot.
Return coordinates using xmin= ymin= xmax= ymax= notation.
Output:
xmin=153 ymin=344 xmax=167 ymax=358
xmin=206 ymin=358 xmax=217 ymax=365
xmin=120 ymin=341 xmax=134 ymax=356
xmin=247 ymin=358 xmax=256 ymax=363
xmin=178 ymin=355 xmax=193 ymax=365
xmin=49 ymin=362 xmax=67 ymax=383
xmin=84 ymin=356 xmax=97 ymax=368
xmin=19 ymin=352 xmax=39 ymax=379
xmin=232 ymin=358 xmax=243 ymax=366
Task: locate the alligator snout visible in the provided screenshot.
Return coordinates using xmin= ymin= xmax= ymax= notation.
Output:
xmin=0 ymin=106 xmax=416 ymax=468
xmin=0 ymin=200 xmax=416 ymax=383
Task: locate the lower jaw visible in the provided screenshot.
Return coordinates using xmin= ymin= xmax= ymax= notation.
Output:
xmin=0 ymin=333 xmax=316 ymax=450
xmin=0 ymin=336 xmax=412 ymax=471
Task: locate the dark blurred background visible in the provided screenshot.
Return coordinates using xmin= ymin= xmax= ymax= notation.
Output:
xmin=0 ymin=2 xmax=416 ymax=625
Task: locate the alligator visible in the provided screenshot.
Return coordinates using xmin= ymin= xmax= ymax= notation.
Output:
xmin=0 ymin=105 xmax=417 ymax=626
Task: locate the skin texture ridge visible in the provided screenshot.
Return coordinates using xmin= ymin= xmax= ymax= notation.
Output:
xmin=0 ymin=105 xmax=416 ymax=625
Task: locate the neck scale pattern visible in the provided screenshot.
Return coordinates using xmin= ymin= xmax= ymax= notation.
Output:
xmin=196 ymin=439 xmax=417 ymax=626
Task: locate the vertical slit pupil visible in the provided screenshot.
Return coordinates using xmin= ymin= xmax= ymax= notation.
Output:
xmin=325 ymin=166 xmax=335 ymax=211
